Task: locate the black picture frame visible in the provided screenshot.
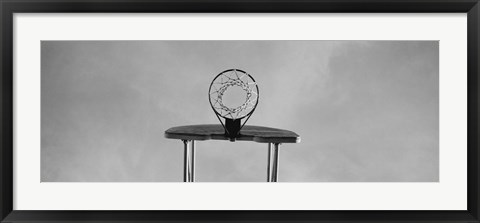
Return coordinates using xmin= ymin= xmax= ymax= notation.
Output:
xmin=1 ymin=0 xmax=479 ymax=222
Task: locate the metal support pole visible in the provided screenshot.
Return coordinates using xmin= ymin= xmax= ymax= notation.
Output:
xmin=182 ymin=140 xmax=196 ymax=182
xmin=189 ymin=140 xmax=195 ymax=182
xmin=267 ymin=143 xmax=272 ymax=182
xmin=267 ymin=143 xmax=280 ymax=182
xmin=271 ymin=143 xmax=280 ymax=182
xmin=183 ymin=140 xmax=189 ymax=182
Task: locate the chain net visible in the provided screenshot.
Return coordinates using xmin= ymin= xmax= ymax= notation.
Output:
xmin=209 ymin=69 xmax=259 ymax=120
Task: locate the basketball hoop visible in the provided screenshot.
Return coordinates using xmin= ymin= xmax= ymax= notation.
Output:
xmin=208 ymin=69 xmax=259 ymax=141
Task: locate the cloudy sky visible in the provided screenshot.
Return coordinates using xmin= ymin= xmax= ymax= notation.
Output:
xmin=41 ymin=41 xmax=438 ymax=182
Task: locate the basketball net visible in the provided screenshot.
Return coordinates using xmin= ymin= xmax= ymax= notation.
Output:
xmin=209 ymin=69 xmax=259 ymax=141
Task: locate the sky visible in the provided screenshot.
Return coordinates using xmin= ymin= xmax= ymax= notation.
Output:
xmin=41 ymin=41 xmax=439 ymax=182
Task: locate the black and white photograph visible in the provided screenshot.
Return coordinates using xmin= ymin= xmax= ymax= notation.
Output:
xmin=41 ymin=40 xmax=439 ymax=183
